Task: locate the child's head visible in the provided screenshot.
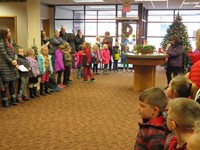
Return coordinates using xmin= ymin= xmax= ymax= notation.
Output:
xmin=167 ymin=98 xmax=200 ymax=132
xmin=165 ymin=75 xmax=197 ymax=99
xmin=63 ymin=42 xmax=71 ymax=52
xmin=138 ymin=87 xmax=168 ymax=120
xmin=58 ymin=44 xmax=66 ymax=53
xmin=187 ymin=121 xmax=200 ymax=150
xmin=83 ymin=42 xmax=90 ymax=49
xmin=54 ymin=30 xmax=60 ymax=37
xmin=93 ymin=44 xmax=99 ymax=50
xmin=115 ymin=41 xmax=119 ymax=46
xmin=26 ymin=48 xmax=35 ymax=56
xmin=96 ymin=36 xmax=100 ymax=41
xmin=125 ymin=45 xmax=129 ymax=52
xmin=78 ymin=45 xmax=83 ymax=51
xmin=103 ymin=44 xmax=108 ymax=49
xmin=40 ymin=45 xmax=49 ymax=56
xmin=17 ymin=47 xmax=25 ymax=56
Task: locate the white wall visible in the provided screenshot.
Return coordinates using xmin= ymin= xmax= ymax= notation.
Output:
xmin=0 ymin=2 xmax=28 ymax=49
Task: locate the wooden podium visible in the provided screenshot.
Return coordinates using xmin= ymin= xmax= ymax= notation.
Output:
xmin=124 ymin=53 xmax=168 ymax=92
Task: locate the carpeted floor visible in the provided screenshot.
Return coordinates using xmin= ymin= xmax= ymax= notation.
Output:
xmin=0 ymin=66 xmax=166 ymax=150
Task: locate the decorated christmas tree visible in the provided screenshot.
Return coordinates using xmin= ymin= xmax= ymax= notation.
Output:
xmin=160 ymin=13 xmax=191 ymax=71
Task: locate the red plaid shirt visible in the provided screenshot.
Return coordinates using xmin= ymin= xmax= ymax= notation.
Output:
xmin=134 ymin=115 xmax=169 ymax=150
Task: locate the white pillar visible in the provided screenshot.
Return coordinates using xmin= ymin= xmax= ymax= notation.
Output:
xmin=27 ymin=0 xmax=41 ymax=49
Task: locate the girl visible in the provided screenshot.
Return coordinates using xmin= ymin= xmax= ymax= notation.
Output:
xmin=112 ymin=41 xmax=120 ymax=72
xmin=63 ymin=42 xmax=72 ymax=85
xmin=55 ymin=44 xmax=65 ymax=87
xmin=95 ymin=36 xmax=101 ymax=48
xmin=91 ymin=44 xmax=101 ymax=75
xmin=165 ymin=75 xmax=197 ymax=100
xmin=75 ymin=45 xmax=84 ymax=79
xmin=101 ymin=44 xmax=110 ymax=74
xmin=82 ymin=42 xmax=95 ymax=82
xmin=37 ymin=45 xmax=53 ymax=95
xmin=122 ymin=45 xmax=131 ymax=72
xmin=17 ymin=47 xmax=31 ymax=102
xmin=0 ymin=26 xmax=19 ymax=107
xmin=26 ymin=48 xmax=40 ymax=98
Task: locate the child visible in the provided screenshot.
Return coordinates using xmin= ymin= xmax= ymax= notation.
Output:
xmin=37 ymin=45 xmax=53 ymax=95
xmin=17 ymin=47 xmax=31 ymax=102
xmin=101 ymin=44 xmax=110 ymax=74
xmin=112 ymin=41 xmax=120 ymax=72
xmin=26 ymin=48 xmax=40 ymax=98
xmin=95 ymin=36 xmax=101 ymax=48
xmin=82 ymin=42 xmax=95 ymax=82
xmin=75 ymin=45 xmax=84 ymax=79
xmin=63 ymin=42 xmax=72 ymax=85
xmin=55 ymin=44 xmax=65 ymax=87
xmin=186 ymin=121 xmax=200 ymax=150
xmin=134 ymin=87 xmax=168 ymax=150
xmin=91 ymin=44 xmax=101 ymax=75
xmin=122 ymin=45 xmax=131 ymax=72
xmin=166 ymin=98 xmax=200 ymax=150
xmin=165 ymin=75 xmax=197 ymax=100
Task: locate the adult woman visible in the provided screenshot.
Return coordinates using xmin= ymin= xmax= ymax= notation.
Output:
xmin=0 ymin=26 xmax=19 ymax=107
xmin=166 ymin=36 xmax=184 ymax=87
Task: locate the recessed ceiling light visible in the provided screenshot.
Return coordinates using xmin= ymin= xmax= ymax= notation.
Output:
xmin=195 ymin=5 xmax=200 ymax=7
xmin=183 ymin=2 xmax=199 ymax=5
xmin=73 ymin=0 xmax=104 ymax=2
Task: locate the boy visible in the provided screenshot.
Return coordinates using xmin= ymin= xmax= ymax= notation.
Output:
xmin=134 ymin=87 xmax=168 ymax=150
xmin=165 ymin=98 xmax=200 ymax=150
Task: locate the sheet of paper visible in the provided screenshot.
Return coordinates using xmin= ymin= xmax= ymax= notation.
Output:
xmin=18 ymin=65 xmax=28 ymax=72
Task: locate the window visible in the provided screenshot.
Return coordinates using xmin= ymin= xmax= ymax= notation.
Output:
xmin=148 ymin=23 xmax=171 ymax=36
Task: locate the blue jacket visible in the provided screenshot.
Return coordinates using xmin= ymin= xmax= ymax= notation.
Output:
xmin=37 ymin=54 xmax=53 ymax=75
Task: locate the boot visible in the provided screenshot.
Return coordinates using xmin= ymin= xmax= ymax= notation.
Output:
xmin=29 ymin=88 xmax=35 ymax=98
xmin=44 ymin=82 xmax=51 ymax=94
xmin=33 ymin=87 xmax=39 ymax=97
xmin=40 ymin=83 xmax=46 ymax=96
xmin=2 ymin=98 xmax=10 ymax=107
xmin=10 ymin=97 xmax=18 ymax=105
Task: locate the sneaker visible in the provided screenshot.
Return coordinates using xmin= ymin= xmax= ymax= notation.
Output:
xmin=90 ymin=78 xmax=95 ymax=82
xmin=83 ymin=80 xmax=89 ymax=82
xmin=22 ymin=96 xmax=30 ymax=101
xmin=58 ymin=84 xmax=64 ymax=89
xmin=93 ymin=72 xmax=96 ymax=75
xmin=16 ymin=98 xmax=24 ymax=103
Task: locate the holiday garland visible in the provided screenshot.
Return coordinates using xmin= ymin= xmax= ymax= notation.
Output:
xmin=122 ymin=23 xmax=133 ymax=39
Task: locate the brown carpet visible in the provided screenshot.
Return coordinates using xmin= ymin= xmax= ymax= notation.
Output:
xmin=0 ymin=66 xmax=166 ymax=150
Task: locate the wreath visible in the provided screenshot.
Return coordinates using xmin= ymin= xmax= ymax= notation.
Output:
xmin=122 ymin=23 xmax=133 ymax=39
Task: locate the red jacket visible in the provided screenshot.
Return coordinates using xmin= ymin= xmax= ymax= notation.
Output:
xmin=189 ymin=60 xmax=200 ymax=89
xmin=187 ymin=52 xmax=200 ymax=64
xmin=84 ymin=47 xmax=92 ymax=65
xmin=168 ymin=136 xmax=187 ymax=150
xmin=134 ymin=115 xmax=169 ymax=150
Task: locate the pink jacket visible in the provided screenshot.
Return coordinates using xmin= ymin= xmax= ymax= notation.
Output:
xmin=101 ymin=48 xmax=110 ymax=64
xmin=55 ymin=49 xmax=65 ymax=72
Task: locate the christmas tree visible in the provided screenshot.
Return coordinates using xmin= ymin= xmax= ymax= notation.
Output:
xmin=160 ymin=13 xmax=191 ymax=71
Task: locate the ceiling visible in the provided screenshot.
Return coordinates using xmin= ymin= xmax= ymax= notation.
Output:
xmin=40 ymin=0 xmax=200 ymax=9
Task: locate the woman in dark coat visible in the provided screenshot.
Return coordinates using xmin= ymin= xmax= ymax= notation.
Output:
xmin=0 ymin=26 xmax=19 ymax=107
xmin=166 ymin=35 xmax=184 ymax=87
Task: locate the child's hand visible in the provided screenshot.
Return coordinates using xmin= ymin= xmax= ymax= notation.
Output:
xmin=12 ymin=60 xmax=17 ymax=66
xmin=16 ymin=65 xmax=19 ymax=69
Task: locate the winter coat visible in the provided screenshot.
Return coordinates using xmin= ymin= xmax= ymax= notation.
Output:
xmin=91 ymin=50 xmax=101 ymax=63
xmin=102 ymin=37 xmax=113 ymax=54
xmin=101 ymin=48 xmax=110 ymax=65
xmin=167 ymin=43 xmax=184 ymax=68
xmin=189 ymin=60 xmax=200 ymax=89
xmin=26 ymin=57 xmax=40 ymax=78
xmin=82 ymin=47 xmax=92 ymax=67
xmin=134 ymin=115 xmax=169 ymax=150
xmin=51 ymin=37 xmax=65 ymax=54
xmin=55 ymin=49 xmax=65 ymax=72
xmin=17 ymin=54 xmax=30 ymax=78
xmin=75 ymin=34 xmax=85 ymax=52
xmin=0 ymin=39 xmax=19 ymax=81
xmin=187 ymin=51 xmax=200 ymax=64
xmin=63 ymin=51 xmax=72 ymax=67
xmin=37 ymin=54 xmax=53 ymax=75
xmin=112 ymin=46 xmax=120 ymax=60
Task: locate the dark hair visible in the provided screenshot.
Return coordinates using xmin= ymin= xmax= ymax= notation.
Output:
xmin=172 ymin=35 xmax=180 ymax=45
xmin=0 ymin=26 xmax=9 ymax=40
xmin=139 ymin=87 xmax=168 ymax=113
xmin=78 ymin=45 xmax=83 ymax=51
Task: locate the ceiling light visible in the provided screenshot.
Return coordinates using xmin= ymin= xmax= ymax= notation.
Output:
xmin=135 ymin=0 xmax=167 ymax=1
xmin=195 ymin=5 xmax=200 ymax=7
xmin=183 ymin=2 xmax=199 ymax=5
xmin=73 ymin=0 xmax=104 ymax=2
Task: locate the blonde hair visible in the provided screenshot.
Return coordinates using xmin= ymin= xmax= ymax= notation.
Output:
xmin=83 ymin=42 xmax=90 ymax=49
xmin=26 ymin=48 xmax=35 ymax=56
xmin=195 ymin=28 xmax=200 ymax=50
xmin=170 ymin=75 xmax=197 ymax=99
xmin=169 ymin=98 xmax=200 ymax=129
xmin=92 ymin=44 xmax=99 ymax=50
xmin=58 ymin=44 xmax=66 ymax=50
xmin=16 ymin=47 xmax=23 ymax=54
xmin=103 ymin=44 xmax=108 ymax=49
xmin=139 ymin=87 xmax=168 ymax=114
xmin=96 ymin=36 xmax=100 ymax=41
xmin=40 ymin=45 xmax=48 ymax=54
xmin=63 ymin=42 xmax=71 ymax=50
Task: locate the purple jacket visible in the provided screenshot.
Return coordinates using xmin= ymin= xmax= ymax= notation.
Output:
xmin=55 ymin=49 xmax=65 ymax=72
xmin=167 ymin=45 xmax=184 ymax=67
xmin=101 ymin=48 xmax=110 ymax=64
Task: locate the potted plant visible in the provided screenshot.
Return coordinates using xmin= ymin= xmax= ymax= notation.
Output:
xmin=134 ymin=44 xmax=143 ymax=54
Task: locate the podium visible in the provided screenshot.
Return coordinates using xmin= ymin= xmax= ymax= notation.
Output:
xmin=124 ymin=53 xmax=168 ymax=92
